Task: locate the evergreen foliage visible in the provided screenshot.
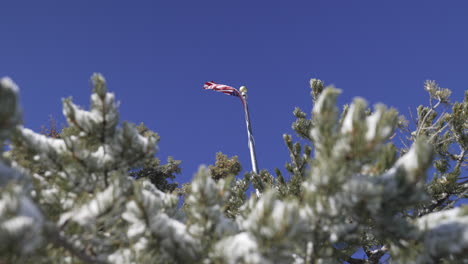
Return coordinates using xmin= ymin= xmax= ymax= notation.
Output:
xmin=126 ymin=123 xmax=180 ymax=193
xmin=0 ymin=74 xmax=466 ymax=263
xmin=10 ymin=118 xmax=180 ymax=194
xmin=209 ymin=152 xmax=242 ymax=182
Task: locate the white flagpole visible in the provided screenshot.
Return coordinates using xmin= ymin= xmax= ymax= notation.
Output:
xmin=239 ymin=86 xmax=260 ymax=197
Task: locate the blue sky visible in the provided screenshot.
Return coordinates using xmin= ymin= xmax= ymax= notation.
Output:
xmin=1 ymin=0 xmax=467 ymax=185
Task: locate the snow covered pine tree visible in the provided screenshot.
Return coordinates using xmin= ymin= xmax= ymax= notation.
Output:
xmin=0 ymin=74 xmax=466 ymax=263
xmin=0 ymin=78 xmax=44 ymax=261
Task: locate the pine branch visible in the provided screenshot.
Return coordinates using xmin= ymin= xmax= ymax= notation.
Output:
xmin=334 ymin=248 xmax=365 ymax=264
xmin=47 ymin=226 xmax=106 ymax=264
xmin=416 ymin=100 xmax=441 ymax=137
xmin=441 ymin=188 xmax=468 ymax=210
xmin=428 ymin=122 xmax=450 ymax=142
xmin=365 ymin=246 xmax=388 ymax=264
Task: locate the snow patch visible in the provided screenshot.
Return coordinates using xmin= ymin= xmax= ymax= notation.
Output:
xmin=0 ymin=77 xmax=19 ymax=93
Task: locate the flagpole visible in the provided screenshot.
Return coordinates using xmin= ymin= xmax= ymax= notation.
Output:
xmin=239 ymin=86 xmax=260 ymax=197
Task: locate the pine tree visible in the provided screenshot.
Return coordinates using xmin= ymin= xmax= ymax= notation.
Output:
xmin=248 ymin=79 xmax=468 ymax=263
xmin=209 ymin=152 xmax=242 ymax=182
xmin=179 ymin=152 xmax=247 ymax=219
xmin=0 ymin=77 xmax=44 ymax=262
xmin=0 ymin=74 xmax=466 ymax=263
xmin=10 ymin=117 xmax=180 ymax=194
xmin=129 ymin=123 xmax=180 ymax=193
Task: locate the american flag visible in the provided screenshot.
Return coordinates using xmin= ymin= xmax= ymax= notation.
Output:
xmin=203 ymin=81 xmax=245 ymax=105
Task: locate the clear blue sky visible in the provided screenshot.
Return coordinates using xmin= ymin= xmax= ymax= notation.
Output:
xmin=1 ymin=1 xmax=467 ymax=184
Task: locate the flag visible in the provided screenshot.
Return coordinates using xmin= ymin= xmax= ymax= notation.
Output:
xmin=203 ymin=81 xmax=245 ymax=105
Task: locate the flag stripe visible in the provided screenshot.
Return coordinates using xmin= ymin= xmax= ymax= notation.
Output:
xmin=203 ymin=81 xmax=245 ymax=106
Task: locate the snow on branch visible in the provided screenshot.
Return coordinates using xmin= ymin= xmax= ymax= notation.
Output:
xmin=416 ymin=207 xmax=468 ymax=263
xmin=62 ymin=73 xmax=119 ymax=139
xmin=59 ymin=183 xmax=120 ymax=227
xmin=0 ymin=77 xmax=22 ymax=142
xmin=0 ymin=185 xmax=43 ymax=254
